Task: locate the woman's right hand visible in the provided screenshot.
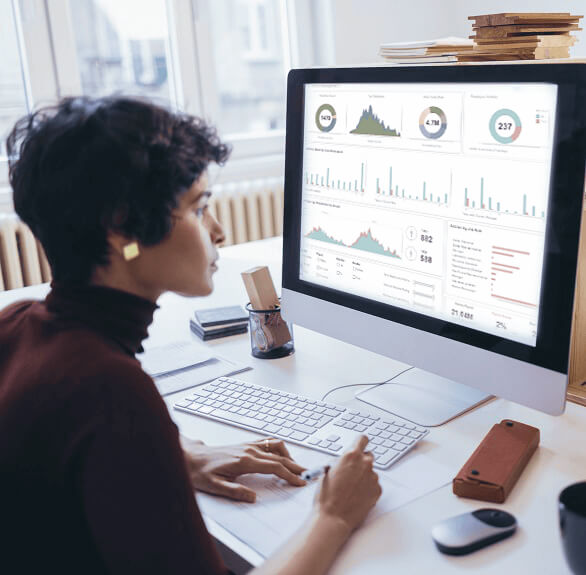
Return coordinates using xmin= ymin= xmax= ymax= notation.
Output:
xmin=315 ymin=435 xmax=382 ymax=534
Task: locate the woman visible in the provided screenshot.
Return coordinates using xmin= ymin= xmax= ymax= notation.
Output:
xmin=0 ymin=97 xmax=381 ymax=574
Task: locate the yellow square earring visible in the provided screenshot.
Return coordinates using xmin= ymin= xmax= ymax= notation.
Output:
xmin=122 ymin=242 xmax=140 ymax=261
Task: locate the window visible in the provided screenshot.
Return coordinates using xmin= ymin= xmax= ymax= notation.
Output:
xmin=0 ymin=0 xmax=29 ymax=158
xmin=205 ymin=0 xmax=289 ymax=136
xmin=0 ymin=0 xmax=331 ymax=193
xmin=69 ymin=0 xmax=176 ymax=105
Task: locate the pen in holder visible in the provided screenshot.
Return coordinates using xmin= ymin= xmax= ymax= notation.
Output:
xmin=246 ymin=302 xmax=294 ymax=359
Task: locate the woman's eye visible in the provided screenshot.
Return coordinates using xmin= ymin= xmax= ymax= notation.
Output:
xmin=194 ymin=205 xmax=207 ymax=218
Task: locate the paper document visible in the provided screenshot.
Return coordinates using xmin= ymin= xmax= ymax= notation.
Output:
xmin=197 ymin=449 xmax=453 ymax=558
xmin=137 ymin=340 xmax=251 ymax=396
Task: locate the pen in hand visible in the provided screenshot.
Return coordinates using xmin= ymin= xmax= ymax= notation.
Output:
xmin=301 ymin=465 xmax=331 ymax=482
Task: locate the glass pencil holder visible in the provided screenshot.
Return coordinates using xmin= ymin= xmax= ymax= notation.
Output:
xmin=245 ymin=302 xmax=294 ymax=359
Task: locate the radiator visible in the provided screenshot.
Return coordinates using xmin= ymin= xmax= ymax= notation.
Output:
xmin=0 ymin=178 xmax=284 ymax=291
xmin=0 ymin=213 xmax=51 ymax=291
xmin=210 ymin=177 xmax=284 ymax=247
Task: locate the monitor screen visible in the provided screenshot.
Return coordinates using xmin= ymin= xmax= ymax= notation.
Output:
xmin=299 ymin=82 xmax=558 ymax=347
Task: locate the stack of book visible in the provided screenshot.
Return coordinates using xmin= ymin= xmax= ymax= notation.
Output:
xmin=190 ymin=305 xmax=249 ymax=341
xmin=379 ymin=37 xmax=474 ymax=64
xmin=461 ymin=12 xmax=582 ymax=62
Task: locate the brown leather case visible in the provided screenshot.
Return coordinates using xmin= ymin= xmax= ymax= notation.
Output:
xmin=453 ymin=419 xmax=540 ymax=503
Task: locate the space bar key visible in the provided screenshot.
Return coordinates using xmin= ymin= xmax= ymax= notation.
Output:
xmin=211 ymin=408 xmax=267 ymax=430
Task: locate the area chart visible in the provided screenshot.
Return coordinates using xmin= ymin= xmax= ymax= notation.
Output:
xmin=306 ymin=227 xmax=401 ymax=259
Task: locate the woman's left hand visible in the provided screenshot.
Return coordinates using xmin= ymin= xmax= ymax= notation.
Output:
xmin=180 ymin=436 xmax=307 ymax=502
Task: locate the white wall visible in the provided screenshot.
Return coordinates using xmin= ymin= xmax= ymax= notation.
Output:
xmin=331 ymin=0 xmax=586 ymax=65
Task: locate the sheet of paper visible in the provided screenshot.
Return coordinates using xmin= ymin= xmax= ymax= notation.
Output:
xmin=137 ymin=340 xmax=213 ymax=377
xmin=196 ymin=449 xmax=453 ymax=558
xmin=137 ymin=340 xmax=251 ymax=396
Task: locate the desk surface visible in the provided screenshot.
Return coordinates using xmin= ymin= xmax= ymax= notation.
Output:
xmin=1 ymin=236 xmax=584 ymax=574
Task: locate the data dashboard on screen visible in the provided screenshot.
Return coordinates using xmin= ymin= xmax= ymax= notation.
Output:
xmin=299 ymin=83 xmax=558 ymax=347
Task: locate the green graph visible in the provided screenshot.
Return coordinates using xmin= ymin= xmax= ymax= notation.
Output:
xmin=306 ymin=226 xmax=401 ymax=259
xmin=350 ymin=105 xmax=400 ymax=137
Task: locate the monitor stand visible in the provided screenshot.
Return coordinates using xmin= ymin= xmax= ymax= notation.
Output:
xmin=355 ymin=368 xmax=494 ymax=427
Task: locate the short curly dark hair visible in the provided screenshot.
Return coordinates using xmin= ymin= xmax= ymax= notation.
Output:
xmin=6 ymin=96 xmax=230 ymax=284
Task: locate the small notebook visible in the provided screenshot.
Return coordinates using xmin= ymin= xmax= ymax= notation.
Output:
xmin=194 ymin=305 xmax=249 ymax=327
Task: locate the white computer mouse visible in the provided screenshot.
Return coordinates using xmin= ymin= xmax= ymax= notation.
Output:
xmin=431 ymin=508 xmax=517 ymax=556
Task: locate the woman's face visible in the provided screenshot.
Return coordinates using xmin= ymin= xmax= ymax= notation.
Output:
xmin=132 ymin=173 xmax=225 ymax=298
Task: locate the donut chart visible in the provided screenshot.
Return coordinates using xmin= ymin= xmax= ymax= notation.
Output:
xmin=489 ymin=108 xmax=522 ymax=144
xmin=419 ymin=106 xmax=447 ymax=139
xmin=315 ymin=104 xmax=337 ymax=132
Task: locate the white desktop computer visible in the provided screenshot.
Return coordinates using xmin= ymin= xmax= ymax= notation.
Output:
xmin=281 ymin=63 xmax=586 ymax=425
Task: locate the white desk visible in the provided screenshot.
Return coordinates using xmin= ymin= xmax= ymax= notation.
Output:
xmin=1 ymin=236 xmax=585 ymax=574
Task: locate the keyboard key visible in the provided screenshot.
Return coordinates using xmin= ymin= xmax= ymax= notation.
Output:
xmin=264 ymin=423 xmax=281 ymax=434
xmin=375 ymin=422 xmax=388 ymax=430
xmin=376 ymin=451 xmax=399 ymax=466
xmin=348 ymin=409 xmax=360 ymax=415
xmin=175 ymin=399 xmax=193 ymax=408
xmin=401 ymin=437 xmax=415 ymax=445
xmin=320 ymin=440 xmax=332 ymax=448
xmin=333 ymin=406 xmax=346 ymax=412
xmin=398 ymin=429 xmax=409 ymax=436
xmin=330 ymin=443 xmax=343 ymax=451
xmin=409 ymin=431 xmax=422 ymax=439
xmin=211 ymin=408 xmax=267 ymax=430
xmin=199 ymin=406 xmax=215 ymax=414
xmin=324 ymin=408 xmax=338 ymax=417
xmin=374 ymin=446 xmax=387 ymax=455
xmin=334 ymin=421 xmax=344 ymax=427
xmin=326 ymin=434 xmax=340 ymax=442
xmin=380 ymin=431 xmax=391 ymax=439
xmin=290 ymin=431 xmax=309 ymax=441
xmin=352 ymin=416 xmax=364 ymax=424
xmin=355 ymin=425 xmax=367 ymax=432
xmin=279 ymin=429 xmax=293 ymax=438
xmin=341 ymin=413 xmax=353 ymax=421
xmin=343 ymin=422 xmax=356 ymax=430
xmin=314 ymin=416 xmax=333 ymax=428
xmin=292 ymin=422 xmax=317 ymax=435
xmin=372 ymin=437 xmax=384 ymax=445
xmin=368 ymin=429 xmax=381 ymax=436
xmin=308 ymin=437 xmax=321 ymax=445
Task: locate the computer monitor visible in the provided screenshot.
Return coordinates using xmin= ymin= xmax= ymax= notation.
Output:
xmin=281 ymin=63 xmax=586 ymax=425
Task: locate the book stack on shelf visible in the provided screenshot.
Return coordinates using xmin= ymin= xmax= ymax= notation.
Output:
xmin=461 ymin=12 xmax=582 ymax=62
xmin=379 ymin=37 xmax=474 ymax=63
xmin=190 ymin=305 xmax=249 ymax=341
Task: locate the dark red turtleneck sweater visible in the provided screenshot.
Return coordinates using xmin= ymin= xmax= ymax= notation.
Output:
xmin=0 ymin=284 xmax=227 ymax=574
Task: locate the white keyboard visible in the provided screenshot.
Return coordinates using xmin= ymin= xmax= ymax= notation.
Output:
xmin=174 ymin=376 xmax=429 ymax=469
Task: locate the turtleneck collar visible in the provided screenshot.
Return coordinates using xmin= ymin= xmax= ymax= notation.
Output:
xmin=45 ymin=282 xmax=158 ymax=355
